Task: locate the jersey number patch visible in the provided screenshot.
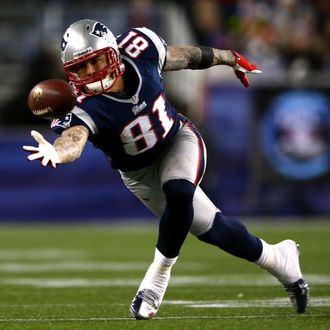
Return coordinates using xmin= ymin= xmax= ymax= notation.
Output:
xmin=120 ymin=94 xmax=174 ymax=155
xmin=118 ymin=31 xmax=149 ymax=58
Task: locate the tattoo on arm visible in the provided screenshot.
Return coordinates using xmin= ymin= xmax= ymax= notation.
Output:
xmin=213 ymin=49 xmax=236 ymax=66
xmin=163 ymin=46 xmax=201 ymax=71
xmin=53 ymin=125 xmax=89 ymax=163
xmin=164 ymin=46 xmax=235 ymax=71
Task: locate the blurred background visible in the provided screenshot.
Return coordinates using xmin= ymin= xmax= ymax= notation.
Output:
xmin=0 ymin=0 xmax=330 ymax=222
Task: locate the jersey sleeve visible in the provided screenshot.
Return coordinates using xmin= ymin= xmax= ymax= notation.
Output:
xmin=118 ymin=27 xmax=167 ymax=72
xmin=135 ymin=27 xmax=167 ymax=71
xmin=51 ymin=106 xmax=99 ymax=135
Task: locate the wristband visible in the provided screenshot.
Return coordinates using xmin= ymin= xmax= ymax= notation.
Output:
xmin=197 ymin=46 xmax=214 ymax=69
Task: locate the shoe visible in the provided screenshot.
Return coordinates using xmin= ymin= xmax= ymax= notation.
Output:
xmin=266 ymin=240 xmax=309 ymax=313
xmin=129 ymin=255 xmax=172 ymax=320
xmin=284 ymin=278 xmax=309 ymax=313
xmin=129 ymin=289 xmax=161 ymax=320
xmin=270 ymin=240 xmax=302 ymax=284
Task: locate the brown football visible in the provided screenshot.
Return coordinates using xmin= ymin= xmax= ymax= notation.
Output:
xmin=27 ymin=79 xmax=77 ymax=119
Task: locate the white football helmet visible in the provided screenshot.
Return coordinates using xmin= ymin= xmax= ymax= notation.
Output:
xmin=61 ymin=19 xmax=125 ymax=95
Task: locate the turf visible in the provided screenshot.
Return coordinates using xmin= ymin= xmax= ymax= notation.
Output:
xmin=0 ymin=219 xmax=328 ymax=329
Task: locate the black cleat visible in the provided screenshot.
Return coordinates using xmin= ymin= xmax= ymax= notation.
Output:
xmin=284 ymin=278 xmax=309 ymax=313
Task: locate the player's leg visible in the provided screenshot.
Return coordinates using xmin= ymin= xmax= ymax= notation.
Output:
xmin=120 ymin=167 xmax=171 ymax=319
xmin=123 ymin=178 xmax=195 ymax=319
xmin=155 ymin=120 xmax=206 ymax=259
xmin=191 ymin=187 xmax=309 ymax=313
xmin=123 ymin=121 xmax=206 ymax=319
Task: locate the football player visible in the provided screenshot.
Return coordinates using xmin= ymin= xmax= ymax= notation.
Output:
xmin=23 ymin=19 xmax=309 ymax=319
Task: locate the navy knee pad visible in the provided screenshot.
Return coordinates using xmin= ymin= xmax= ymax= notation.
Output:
xmin=162 ymin=179 xmax=195 ymax=204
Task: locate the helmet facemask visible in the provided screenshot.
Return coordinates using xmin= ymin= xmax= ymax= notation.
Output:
xmin=64 ymin=47 xmax=125 ymax=96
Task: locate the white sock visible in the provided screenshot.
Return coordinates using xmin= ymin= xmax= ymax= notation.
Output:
xmin=153 ymin=248 xmax=178 ymax=268
xmin=138 ymin=248 xmax=178 ymax=294
xmin=255 ymin=239 xmax=276 ymax=270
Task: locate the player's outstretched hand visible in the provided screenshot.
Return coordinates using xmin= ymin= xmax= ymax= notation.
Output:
xmin=231 ymin=50 xmax=262 ymax=88
xmin=23 ymin=130 xmax=60 ymax=168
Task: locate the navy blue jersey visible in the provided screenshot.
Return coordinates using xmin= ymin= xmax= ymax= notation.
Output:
xmin=52 ymin=27 xmax=182 ymax=171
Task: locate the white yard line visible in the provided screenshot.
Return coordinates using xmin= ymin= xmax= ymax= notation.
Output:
xmin=0 ymin=261 xmax=203 ymax=272
xmin=0 ymin=297 xmax=329 ymax=309
xmin=0 ymin=314 xmax=328 ymax=322
xmin=2 ymin=274 xmax=329 ymax=287
xmin=164 ymin=297 xmax=330 ymax=308
xmin=0 ymin=262 xmax=149 ymax=272
xmin=0 ymin=249 xmax=85 ymax=260
xmin=2 ymin=278 xmax=140 ymax=287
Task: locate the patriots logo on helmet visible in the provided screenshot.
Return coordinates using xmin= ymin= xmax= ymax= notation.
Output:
xmin=91 ymin=22 xmax=108 ymax=38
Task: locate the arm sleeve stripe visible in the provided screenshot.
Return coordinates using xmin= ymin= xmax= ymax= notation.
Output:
xmin=135 ymin=27 xmax=167 ymax=72
xmin=71 ymin=106 xmax=99 ymax=134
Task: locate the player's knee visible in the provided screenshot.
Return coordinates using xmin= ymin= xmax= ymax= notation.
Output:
xmin=162 ymin=179 xmax=195 ymax=204
xmin=198 ymin=213 xmax=222 ymax=245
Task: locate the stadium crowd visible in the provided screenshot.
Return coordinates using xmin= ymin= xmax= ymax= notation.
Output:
xmin=185 ymin=0 xmax=330 ymax=76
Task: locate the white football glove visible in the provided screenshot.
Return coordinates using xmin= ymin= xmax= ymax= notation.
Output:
xmin=23 ymin=130 xmax=60 ymax=168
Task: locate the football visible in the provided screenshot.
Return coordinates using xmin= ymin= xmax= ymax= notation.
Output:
xmin=27 ymin=79 xmax=77 ymax=119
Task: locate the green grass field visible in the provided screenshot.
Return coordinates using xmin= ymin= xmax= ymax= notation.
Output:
xmin=0 ymin=220 xmax=329 ymax=330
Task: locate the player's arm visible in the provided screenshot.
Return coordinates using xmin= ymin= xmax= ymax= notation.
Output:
xmin=23 ymin=125 xmax=89 ymax=168
xmin=164 ymin=46 xmax=261 ymax=87
xmin=53 ymin=125 xmax=89 ymax=163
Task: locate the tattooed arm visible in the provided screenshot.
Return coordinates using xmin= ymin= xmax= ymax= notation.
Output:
xmin=53 ymin=125 xmax=89 ymax=164
xmin=163 ymin=46 xmax=236 ymax=71
xmin=163 ymin=46 xmax=261 ymax=87
xmin=23 ymin=125 xmax=88 ymax=168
